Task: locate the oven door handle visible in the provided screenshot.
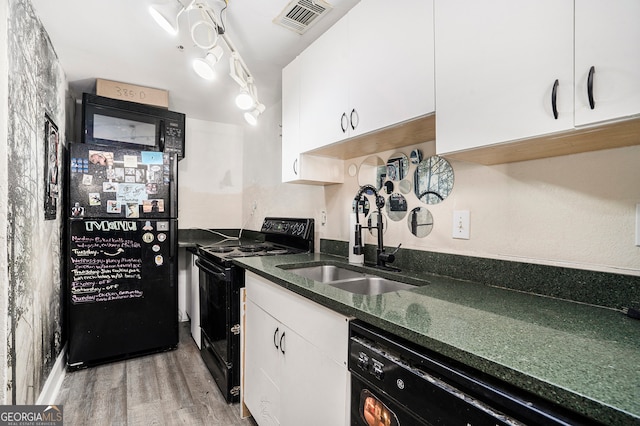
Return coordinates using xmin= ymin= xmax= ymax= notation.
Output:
xmin=195 ymin=258 xmax=227 ymax=281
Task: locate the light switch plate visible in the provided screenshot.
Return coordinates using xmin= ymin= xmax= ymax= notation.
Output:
xmin=453 ymin=210 xmax=470 ymax=239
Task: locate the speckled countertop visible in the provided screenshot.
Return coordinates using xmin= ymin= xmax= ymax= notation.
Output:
xmin=234 ymin=253 xmax=640 ymax=425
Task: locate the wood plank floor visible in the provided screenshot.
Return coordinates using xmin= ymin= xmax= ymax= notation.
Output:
xmin=56 ymin=323 xmax=257 ymax=426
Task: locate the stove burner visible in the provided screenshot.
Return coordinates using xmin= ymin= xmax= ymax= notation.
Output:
xmin=266 ymin=249 xmax=289 ymax=255
xmin=206 ymin=246 xmax=234 ymax=253
xmin=237 ymin=244 xmax=267 ymax=252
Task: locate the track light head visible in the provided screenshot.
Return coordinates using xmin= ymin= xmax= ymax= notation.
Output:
xmin=192 ymin=45 xmax=224 ymax=80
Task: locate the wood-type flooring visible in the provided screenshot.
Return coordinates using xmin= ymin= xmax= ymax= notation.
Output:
xmin=56 ymin=323 xmax=256 ymax=425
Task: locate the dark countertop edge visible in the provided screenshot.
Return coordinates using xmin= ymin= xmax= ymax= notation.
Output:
xmin=234 ymin=255 xmax=639 ymax=426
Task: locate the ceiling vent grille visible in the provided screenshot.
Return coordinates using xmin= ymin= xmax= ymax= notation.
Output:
xmin=274 ymin=0 xmax=333 ymax=34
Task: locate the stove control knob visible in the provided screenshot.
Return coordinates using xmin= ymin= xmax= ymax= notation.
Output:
xmin=357 ymin=352 xmax=370 ymax=371
xmin=371 ymin=359 xmax=384 ymax=380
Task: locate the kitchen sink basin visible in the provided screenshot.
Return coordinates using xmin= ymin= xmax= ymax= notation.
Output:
xmin=286 ymin=264 xmax=364 ymax=282
xmin=328 ymin=277 xmax=415 ymax=295
xmin=280 ymin=263 xmax=417 ymax=295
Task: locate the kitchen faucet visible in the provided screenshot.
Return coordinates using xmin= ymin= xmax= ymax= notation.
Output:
xmin=353 ymin=185 xmax=401 ymax=271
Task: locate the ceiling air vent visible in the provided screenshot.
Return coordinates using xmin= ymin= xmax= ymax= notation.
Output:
xmin=274 ymin=0 xmax=333 ymax=34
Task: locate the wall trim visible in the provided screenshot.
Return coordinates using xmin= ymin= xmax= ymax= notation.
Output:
xmin=36 ymin=344 xmax=66 ymax=405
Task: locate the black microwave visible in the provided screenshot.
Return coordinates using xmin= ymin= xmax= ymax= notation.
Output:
xmin=81 ymin=93 xmax=186 ymax=160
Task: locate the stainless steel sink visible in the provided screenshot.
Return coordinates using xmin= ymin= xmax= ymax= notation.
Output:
xmin=286 ymin=264 xmax=364 ymax=282
xmin=328 ymin=277 xmax=415 ymax=295
xmin=282 ymin=263 xmax=416 ymax=295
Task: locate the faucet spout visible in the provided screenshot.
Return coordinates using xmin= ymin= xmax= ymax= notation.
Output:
xmin=352 ymin=185 xmax=400 ymax=272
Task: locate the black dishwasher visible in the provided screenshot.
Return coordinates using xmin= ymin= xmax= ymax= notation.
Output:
xmin=349 ymin=321 xmax=598 ymax=425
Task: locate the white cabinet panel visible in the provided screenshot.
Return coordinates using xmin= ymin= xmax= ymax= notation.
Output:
xmin=435 ymin=0 xmax=574 ymax=154
xmin=282 ymin=56 xmax=344 ymax=184
xmin=299 ymin=18 xmax=350 ymax=151
xmin=348 ymin=0 xmax=434 ymax=137
xmin=244 ymin=272 xmax=350 ymax=426
xmin=244 ymin=299 xmax=283 ymax=425
xmin=574 ymin=0 xmax=640 ymax=126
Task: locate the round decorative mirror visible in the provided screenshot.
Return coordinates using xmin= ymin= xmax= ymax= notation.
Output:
xmin=386 ymin=152 xmax=409 ymax=182
xmin=348 ymin=163 xmax=358 ymax=177
xmin=410 ymin=149 xmax=422 ymax=165
xmin=367 ymin=210 xmax=387 ymax=236
xmin=358 ymin=155 xmax=386 ymax=191
xmin=352 ymin=196 xmax=370 ymax=217
xmin=414 ymin=155 xmax=454 ymax=205
xmin=385 ymin=193 xmax=408 ymax=222
xmin=407 ymin=207 xmax=434 ymax=238
xmin=398 ymin=179 xmax=411 ymax=195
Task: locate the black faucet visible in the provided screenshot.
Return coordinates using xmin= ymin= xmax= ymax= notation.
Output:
xmin=353 ymin=185 xmax=401 ymax=271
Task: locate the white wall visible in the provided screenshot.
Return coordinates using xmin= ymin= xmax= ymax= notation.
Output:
xmin=324 ymin=142 xmax=640 ymax=276
xmin=241 ymin=101 xmax=326 ymax=243
xmin=178 ymin=117 xmax=244 ymax=229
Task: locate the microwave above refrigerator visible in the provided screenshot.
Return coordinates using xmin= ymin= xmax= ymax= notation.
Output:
xmin=81 ymin=93 xmax=186 ymax=160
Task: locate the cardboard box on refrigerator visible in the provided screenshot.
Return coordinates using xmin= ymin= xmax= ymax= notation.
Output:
xmin=96 ymin=78 xmax=169 ymax=108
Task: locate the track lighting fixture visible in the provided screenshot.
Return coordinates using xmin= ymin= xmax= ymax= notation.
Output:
xmin=149 ymin=0 xmax=265 ymax=124
xmin=192 ymin=45 xmax=224 ymax=80
xmin=244 ymin=104 xmax=265 ymax=126
xmin=148 ymin=0 xmax=194 ymax=36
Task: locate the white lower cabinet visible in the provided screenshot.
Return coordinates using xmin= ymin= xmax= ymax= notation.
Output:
xmin=243 ymin=272 xmax=350 ymax=426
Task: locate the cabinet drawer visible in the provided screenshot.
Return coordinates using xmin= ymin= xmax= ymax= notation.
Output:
xmin=245 ymin=271 xmax=349 ymax=366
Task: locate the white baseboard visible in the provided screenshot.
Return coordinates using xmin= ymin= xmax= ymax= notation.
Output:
xmin=36 ymin=344 xmax=67 ymax=405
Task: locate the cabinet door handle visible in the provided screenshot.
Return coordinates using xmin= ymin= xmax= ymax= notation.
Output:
xmin=293 ymin=158 xmax=298 ymax=176
xmin=340 ymin=112 xmax=348 ymax=133
xmin=587 ymin=66 xmax=595 ymax=110
xmin=551 ymin=79 xmax=559 ymax=120
xmin=279 ymin=331 xmax=286 ymax=355
xmin=273 ymin=327 xmax=279 ymax=349
xmin=350 ymin=108 xmax=358 ymax=130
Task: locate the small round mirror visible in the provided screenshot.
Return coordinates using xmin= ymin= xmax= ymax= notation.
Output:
xmin=367 ymin=210 xmax=387 ymax=236
xmin=414 ymin=155 xmax=454 ymax=205
xmin=358 ymin=155 xmax=386 ymax=191
xmin=385 ymin=193 xmax=408 ymax=222
xmin=348 ymin=163 xmax=358 ymax=177
xmin=407 ymin=207 xmax=434 ymax=238
xmin=398 ymin=179 xmax=411 ymax=195
xmin=352 ymin=196 xmax=370 ymax=217
xmin=410 ymin=149 xmax=422 ymax=164
xmin=386 ymin=152 xmax=409 ymax=182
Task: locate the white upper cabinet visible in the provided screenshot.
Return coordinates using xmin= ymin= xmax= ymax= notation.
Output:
xmin=435 ymin=0 xmax=640 ymax=159
xmin=297 ymin=0 xmax=435 ymax=152
xmin=435 ymin=0 xmax=574 ymax=154
xmin=281 ymin=56 xmax=344 ymax=184
xmin=281 ymin=56 xmax=301 ymax=183
xmin=574 ymin=0 xmax=640 ymax=126
xmin=347 ymin=0 xmax=434 ymax=137
xmin=298 ymin=18 xmax=349 ymax=152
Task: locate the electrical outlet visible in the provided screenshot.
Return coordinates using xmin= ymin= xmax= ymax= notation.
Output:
xmin=320 ymin=210 xmax=327 ymax=226
xmin=250 ymin=200 xmax=257 ymax=216
xmin=453 ymin=210 xmax=470 ymax=239
xmin=636 ymin=204 xmax=640 ymax=247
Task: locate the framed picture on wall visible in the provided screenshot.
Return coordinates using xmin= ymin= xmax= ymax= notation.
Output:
xmin=44 ymin=113 xmax=59 ymax=220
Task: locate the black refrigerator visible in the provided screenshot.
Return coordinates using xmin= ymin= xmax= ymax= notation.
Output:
xmin=66 ymin=142 xmax=179 ymax=369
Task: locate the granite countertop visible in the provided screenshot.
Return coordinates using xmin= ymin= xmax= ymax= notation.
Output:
xmin=177 ymin=228 xmax=263 ymax=249
xmin=234 ymin=252 xmax=640 ymax=425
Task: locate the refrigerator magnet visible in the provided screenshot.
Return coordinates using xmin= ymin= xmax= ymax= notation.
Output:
xmin=82 ymin=174 xmax=93 ymax=185
xmin=106 ymin=200 xmax=121 ymax=213
xmin=152 ymin=244 xmax=161 ymax=253
xmin=143 ymin=221 xmax=153 ymax=231
xmin=154 ymin=255 xmax=164 ymax=266
xmin=89 ymin=193 xmax=101 ymax=206
xmin=156 ymin=221 xmax=170 ymax=231
xmin=157 ymin=233 xmax=166 ymax=242
xmin=143 ymin=233 xmax=154 ymax=243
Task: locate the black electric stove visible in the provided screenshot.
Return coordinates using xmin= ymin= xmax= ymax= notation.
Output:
xmin=195 ymin=218 xmax=314 ymax=403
